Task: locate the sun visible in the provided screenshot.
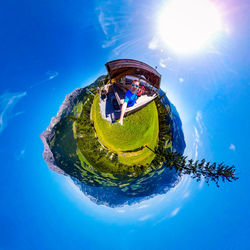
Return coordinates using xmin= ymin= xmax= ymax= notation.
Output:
xmin=158 ymin=0 xmax=223 ymax=54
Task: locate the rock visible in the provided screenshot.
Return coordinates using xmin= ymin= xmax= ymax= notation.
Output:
xmin=40 ymin=76 xmax=106 ymax=175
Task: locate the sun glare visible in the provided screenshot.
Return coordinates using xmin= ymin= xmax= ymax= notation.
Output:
xmin=158 ymin=0 xmax=223 ymax=54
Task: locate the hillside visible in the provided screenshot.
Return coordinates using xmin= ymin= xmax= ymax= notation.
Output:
xmin=91 ymin=94 xmax=159 ymax=165
xmin=41 ymin=76 xmax=186 ymax=203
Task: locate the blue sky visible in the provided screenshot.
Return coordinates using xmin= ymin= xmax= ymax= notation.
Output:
xmin=0 ymin=0 xmax=249 ymax=249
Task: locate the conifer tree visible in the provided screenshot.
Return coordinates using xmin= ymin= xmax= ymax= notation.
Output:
xmin=159 ymin=151 xmax=238 ymax=187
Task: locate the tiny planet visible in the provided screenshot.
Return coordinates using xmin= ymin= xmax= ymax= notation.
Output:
xmin=41 ymin=59 xmax=186 ymax=207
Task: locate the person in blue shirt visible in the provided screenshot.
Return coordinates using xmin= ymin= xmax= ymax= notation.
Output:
xmin=118 ymin=80 xmax=139 ymax=125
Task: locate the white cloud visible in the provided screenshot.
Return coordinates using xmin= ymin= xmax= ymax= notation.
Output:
xmin=159 ymin=59 xmax=166 ymax=68
xmin=148 ymin=37 xmax=159 ymax=50
xmin=159 ymin=57 xmax=174 ymax=69
xmin=27 ymin=71 xmax=59 ymax=90
xmin=102 ymin=37 xmax=117 ymax=48
xmin=116 ymin=209 xmax=125 ymax=213
xmin=46 ymin=71 xmax=58 ymax=80
xmin=113 ymin=39 xmax=141 ymax=56
xmin=195 ymin=110 xmax=204 ymax=134
xmin=13 ymin=111 xmax=25 ymax=117
xmin=98 ymin=10 xmax=108 ymax=36
xmin=193 ymin=126 xmax=199 ymax=161
xmin=16 ymin=148 xmax=25 ymax=160
xmin=20 ymin=149 xmax=25 ymax=155
xmin=0 ymin=91 xmax=26 ymax=134
xmin=97 ymin=8 xmax=119 ymax=48
xmin=192 ymin=111 xmax=207 ymax=162
xmin=170 ymin=207 xmax=180 ymax=217
xmin=195 ymin=110 xmax=202 ymax=121
xmin=229 ymin=143 xmax=236 ymax=151
xmin=138 ymin=214 xmax=152 ymax=221
xmin=136 ymin=204 xmax=149 ymax=209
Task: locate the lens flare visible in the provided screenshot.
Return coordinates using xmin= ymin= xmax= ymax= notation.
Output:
xmin=158 ymin=0 xmax=223 ymax=53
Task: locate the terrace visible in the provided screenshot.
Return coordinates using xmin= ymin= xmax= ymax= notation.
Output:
xmin=99 ymin=59 xmax=161 ymax=123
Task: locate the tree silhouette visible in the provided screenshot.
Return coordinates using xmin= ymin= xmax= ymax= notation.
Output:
xmin=153 ymin=96 xmax=238 ymax=187
xmin=158 ymin=150 xmax=238 ymax=187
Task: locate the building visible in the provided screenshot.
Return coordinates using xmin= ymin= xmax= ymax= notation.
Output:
xmin=105 ymin=59 xmax=161 ymax=116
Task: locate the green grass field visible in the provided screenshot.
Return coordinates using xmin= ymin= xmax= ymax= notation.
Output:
xmin=92 ymin=94 xmax=159 ymax=165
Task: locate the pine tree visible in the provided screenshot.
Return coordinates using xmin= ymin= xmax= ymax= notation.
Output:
xmin=160 ymin=151 xmax=238 ymax=187
xmin=154 ymin=98 xmax=238 ymax=187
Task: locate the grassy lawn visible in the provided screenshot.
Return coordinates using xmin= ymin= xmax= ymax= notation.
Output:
xmin=92 ymin=94 xmax=159 ymax=165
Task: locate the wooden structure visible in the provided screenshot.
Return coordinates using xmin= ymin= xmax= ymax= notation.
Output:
xmin=105 ymin=59 xmax=161 ymax=89
xmin=105 ymin=59 xmax=161 ymax=115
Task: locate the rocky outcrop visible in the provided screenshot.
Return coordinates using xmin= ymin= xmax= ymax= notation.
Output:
xmin=40 ymin=76 xmax=106 ymax=175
